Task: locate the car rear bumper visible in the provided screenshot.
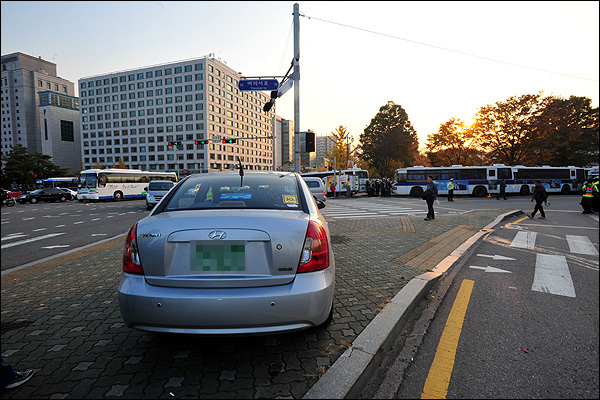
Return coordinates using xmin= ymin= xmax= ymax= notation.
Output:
xmin=118 ymin=267 xmax=335 ymax=335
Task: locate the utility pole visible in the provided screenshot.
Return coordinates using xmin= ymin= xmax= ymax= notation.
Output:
xmin=293 ymin=3 xmax=300 ymax=172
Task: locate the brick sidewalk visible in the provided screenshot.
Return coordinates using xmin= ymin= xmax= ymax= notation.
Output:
xmin=1 ymin=209 xmax=514 ymax=399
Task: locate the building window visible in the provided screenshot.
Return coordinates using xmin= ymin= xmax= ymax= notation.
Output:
xmin=60 ymin=120 xmax=75 ymax=142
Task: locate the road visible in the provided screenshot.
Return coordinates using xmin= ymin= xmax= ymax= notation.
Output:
xmin=1 ymin=199 xmax=148 ymax=271
xmin=360 ymin=198 xmax=599 ymax=398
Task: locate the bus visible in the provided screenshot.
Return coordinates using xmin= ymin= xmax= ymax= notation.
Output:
xmin=301 ymin=168 xmax=370 ymax=194
xmin=77 ymin=169 xmax=178 ymax=201
xmin=511 ymin=165 xmax=586 ymax=195
xmin=393 ymin=164 xmax=586 ymax=197
xmin=36 ymin=177 xmax=79 ymax=190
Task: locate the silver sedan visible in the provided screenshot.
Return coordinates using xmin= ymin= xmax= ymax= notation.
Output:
xmin=118 ymin=171 xmax=335 ymax=335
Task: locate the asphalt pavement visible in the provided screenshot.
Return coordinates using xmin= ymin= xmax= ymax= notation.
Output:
xmin=1 ymin=195 xmax=527 ymax=399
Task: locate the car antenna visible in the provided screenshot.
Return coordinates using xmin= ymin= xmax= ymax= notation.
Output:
xmin=237 ymin=156 xmax=244 ymax=186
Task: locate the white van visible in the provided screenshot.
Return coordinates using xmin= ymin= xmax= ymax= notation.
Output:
xmin=145 ymin=180 xmax=175 ymax=210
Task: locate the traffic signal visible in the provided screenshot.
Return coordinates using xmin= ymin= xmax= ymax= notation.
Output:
xmin=222 ymin=139 xmax=237 ymax=144
xmin=194 ymin=140 xmax=210 ymax=145
xmin=328 ymin=163 xmax=333 ymax=171
xmin=168 ymin=141 xmax=181 ymax=146
xmin=305 ymin=131 xmax=315 ymax=153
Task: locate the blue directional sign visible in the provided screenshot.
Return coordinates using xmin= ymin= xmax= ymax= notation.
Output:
xmin=238 ymin=79 xmax=279 ymax=91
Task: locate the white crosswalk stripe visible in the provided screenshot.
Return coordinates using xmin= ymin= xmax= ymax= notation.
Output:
xmin=532 ymin=254 xmax=576 ymax=298
xmin=566 ymin=235 xmax=599 ymax=256
xmin=510 ymin=231 xmax=537 ymax=249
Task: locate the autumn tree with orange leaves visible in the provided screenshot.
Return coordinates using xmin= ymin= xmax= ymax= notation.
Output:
xmin=425 ymin=117 xmax=487 ymax=166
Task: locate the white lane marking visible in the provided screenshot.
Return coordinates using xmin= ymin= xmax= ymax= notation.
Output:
xmin=55 ymin=225 xmax=66 ymax=228
xmin=469 ymin=266 xmax=512 ymax=273
xmin=91 ymin=218 xmax=101 ymax=221
xmin=519 ymin=224 xmax=598 ymax=230
xmin=1 ymin=233 xmax=66 ymax=249
xmin=532 ymin=254 xmax=575 ymax=298
xmin=91 ymin=233 xmax=108 ymax=236
xmin=511 ymin=231 xmax=537 ymax=249
xmin=22 ymin=217 xmax=35 ymax=221
xmin=477 ymin=254 xmax=516 ymax=261
xmin=41 ymin=245 xmax=70 ymax=249
xmin=587 ymin=214 xmax=599 ymax=222
xmin=1 ymin=233 xmax=28 ymax=241
xmin=566 ymin=235 xmax=599 ymax=256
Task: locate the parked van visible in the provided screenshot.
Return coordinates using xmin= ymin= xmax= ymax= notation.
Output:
xmin=145 ymin=180 xmax=175 ymax=210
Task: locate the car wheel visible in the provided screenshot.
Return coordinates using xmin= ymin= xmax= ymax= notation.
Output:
xmin=146 ymin=204 xmax=153 ymax=210
xmin=113 ymin=191 xmax=123 ymax=201
xmin=59 ymin=196 xmax=66 ymax=202
xmin=519 ymin=185 xmax=530 ymax=196
xmin=561 ymin=184 xmax=571 ymax=194
xmin=30 ymin=198 xmax=38 ymax=204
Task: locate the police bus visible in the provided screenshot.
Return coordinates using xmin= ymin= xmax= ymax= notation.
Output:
xmin=36 ymin=177 xmax=79 ymax=191
xmin=301 ymin=168 xmax=370 ymax=194
xmin=77 ymin=168 xmax=178 ymax=201
xmin=393 ymin=164 xmax=586 ymax=197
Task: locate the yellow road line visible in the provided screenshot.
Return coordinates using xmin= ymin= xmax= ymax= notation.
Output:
xmin=512 ymin=216 xmax=529 ymax=225
xmin=421 ymin=279 xmax=475 ymax=399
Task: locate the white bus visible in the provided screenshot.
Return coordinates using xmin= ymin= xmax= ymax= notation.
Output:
xmin=393 ymin=164 xmax=586 ymax=197
xmin=301 ymin=168 xmax=370 ymax=194
xmin=36 ymin=177 xmax=79 ymax=190
xmin=77 ymin=169 xmax=178 ymax=201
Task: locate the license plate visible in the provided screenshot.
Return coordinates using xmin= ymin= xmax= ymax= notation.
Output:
xmin=190 ymin=241 xmax=246 ymax=272
xmin=82 ymin=196 xmax=87 ymax=199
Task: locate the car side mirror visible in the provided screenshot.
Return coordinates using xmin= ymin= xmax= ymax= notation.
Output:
xmin=316 ymin=200 xmax=326 ymax=209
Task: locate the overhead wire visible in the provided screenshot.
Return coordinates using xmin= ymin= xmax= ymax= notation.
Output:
xmin=299 ymin=13 xmax=599 ymax=83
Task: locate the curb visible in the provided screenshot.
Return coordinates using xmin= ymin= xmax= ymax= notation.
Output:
xmin=303 ymin=209 xmax=523 ymax=399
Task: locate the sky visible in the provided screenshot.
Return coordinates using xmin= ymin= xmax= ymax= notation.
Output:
xmin=2 ymin=1 xmax=598 ymax=151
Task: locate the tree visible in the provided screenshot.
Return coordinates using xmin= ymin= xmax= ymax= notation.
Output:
xmin=529 ymin=95 xmax=599 ymax=166
xmin=2 ymin=144 xmax=69 ymax=191
xmin=359 ymin=101 xmax=419 ymax=178
xmin=475 ymin=93 xmax=549 ymax=166
xmin=325 ymin=126 xmax=358 ymax=170
xmin=425 ymin=118 xmax=485 ymax=166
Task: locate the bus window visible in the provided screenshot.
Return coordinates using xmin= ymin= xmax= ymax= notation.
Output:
xmin=488 ymin=169 xmax=496 ymax=177
xmin=397 ymin=173 xmax=407 ymax=182
xmin=408 ymin=172 xmax=425 ymax=181
xmin=498 ymin=168 xmax=512 ymax=180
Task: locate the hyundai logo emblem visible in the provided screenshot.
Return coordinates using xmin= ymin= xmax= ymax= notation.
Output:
xmin=208 ymin=230 xmax=227 ymax=240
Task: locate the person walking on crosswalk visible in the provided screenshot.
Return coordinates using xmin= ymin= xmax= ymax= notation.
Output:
xmin=529 ymin=180 xmax=549 ymax=219
xmin=423 ymin=176 xmax=438 ymax=221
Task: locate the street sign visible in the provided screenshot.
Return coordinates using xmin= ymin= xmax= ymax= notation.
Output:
xmin=238 ymin=79 xmax=279 ymax=91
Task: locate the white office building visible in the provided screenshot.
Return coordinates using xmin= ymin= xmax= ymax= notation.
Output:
xmin=78 ymin=56 xmax=275 ymax=174
xmin=316 ymin=134 xmax=335 ymax=167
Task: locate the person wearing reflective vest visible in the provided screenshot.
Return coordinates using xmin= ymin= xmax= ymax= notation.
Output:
xmin=580 ymin=181 xmax=595 ymax=214
xmin=447 ymin=178 xmax=455 ymax=202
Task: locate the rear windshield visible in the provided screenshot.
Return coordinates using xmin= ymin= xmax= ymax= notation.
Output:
xmin=164 ymin=174 xmax=302 ymax=211
xmin=148 ymin=181 xmax=174 ymax=191
xmin=304 ymin=180 xmax=321 ymax=188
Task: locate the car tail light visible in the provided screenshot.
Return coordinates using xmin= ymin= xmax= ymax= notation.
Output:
xmin=298 ymin=221 xmax=329 ymax=273
xmin=123 ymin=223 xmax=144 ymax=275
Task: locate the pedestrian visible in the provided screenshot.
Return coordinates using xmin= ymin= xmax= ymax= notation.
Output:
xmin=496 ymin=179 xmax=507 ymax=200
xmin=592 ymin=176 xmax=600 ymax=213
xmin=375 ymin=179 xmax=380 ymax=197
xmin=366 ymin=179 xmax=371 ymax=197
xmin=580 ymin=180 xmax=595 ymax=214
xmin=423 ymin=175 xmax=438 ymax=221
xmin=329 ymin=181 xmax=336 ymax=198
xmin=447 ymin=178 xmax=455 ymax=202
xmin=1 ymin=356 xmax=33 ymax=390
xmin=529 ymin=180 xmax=549 ymax=219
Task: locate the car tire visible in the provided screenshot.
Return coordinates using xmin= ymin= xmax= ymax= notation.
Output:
xmin=146 ymin=204 xmax=153 ymax=210
xmin=30 ymin=198 xmax=38 ymax=204
xmin=60 ymin=196 xmax=66 ymax=202
xmin=561 ymin=184 xmax=571 ymax=194
xmin=113 ymin=191 xmax=124 ymax=201
xmin=519 ymin=185 xmax=530 ymax=196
